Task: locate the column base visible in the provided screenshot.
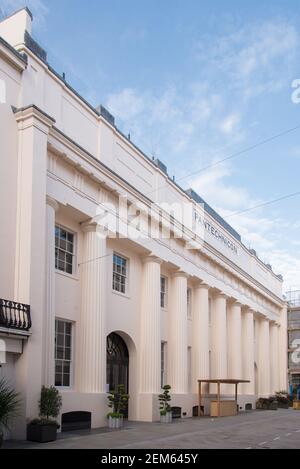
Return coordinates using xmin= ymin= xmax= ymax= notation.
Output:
xmin=138 ymin=393 xmax=160 ymax=421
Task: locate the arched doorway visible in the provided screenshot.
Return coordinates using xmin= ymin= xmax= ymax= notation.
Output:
xmin=107 ymin=333 xmax=129 ymax=417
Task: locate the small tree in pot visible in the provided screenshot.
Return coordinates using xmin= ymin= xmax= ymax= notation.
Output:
xmin=107 ymin=384 xmax=129 ymax=429
xmin=0 ymin=378 xmax=20 ymax=448
xmin=159 ymin=385 xmax=172 ymax=423
xmin=27 ymin=386 xmax=62 ymax=443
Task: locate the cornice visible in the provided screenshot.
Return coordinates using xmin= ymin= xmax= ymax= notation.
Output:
xmin=0 ymin=36 xmax=27 ymax=72
xmin=12 ymin=104 xmax=55 ymax=129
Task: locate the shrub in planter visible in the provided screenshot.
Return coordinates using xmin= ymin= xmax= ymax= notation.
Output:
xmin=27 ymin=386 xmax=62 ymax=443
xmin=256 ymin=398 xmax=269 ymax=410
xmin=256 ymin=396 xmax=278 ymax=411
xmin=159 ymin=385 xmax=172 ymax=423
xmin=107 ymin=385 xmax=129 ymax=429
xmin=0 ymin=378 xmax=20 ymax=448
xmin=275 ymin=392 xmax=290 ymax=409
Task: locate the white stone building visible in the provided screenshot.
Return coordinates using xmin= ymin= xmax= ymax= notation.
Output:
xmin=0 ymin=8 xmax=287 ymax=438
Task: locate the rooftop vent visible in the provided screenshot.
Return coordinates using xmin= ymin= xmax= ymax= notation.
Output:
xmin=266 ymin=264 xmax=272 ymax=271
xmin=96 ymin=105 xmax=115 ymax=126
xmin=154 ymin=158 xmax=167 ymax=175
xmin=249 ymin=249 xmax=257 ymax=256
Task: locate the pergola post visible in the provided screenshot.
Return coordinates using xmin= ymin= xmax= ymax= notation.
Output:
xmin=217 ymin=381 xmax=221 ymax=417
xmin=198 ymin=381 xmax=202 ymax=417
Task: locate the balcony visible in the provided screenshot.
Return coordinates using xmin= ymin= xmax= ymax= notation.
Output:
xmin=0 ymin=298 xmax=31 ymax=332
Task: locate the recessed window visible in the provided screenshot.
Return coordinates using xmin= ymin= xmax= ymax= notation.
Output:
xmin=55 ymin=226 xmax=75 ymax=275
xmin=187 ymin=288 xmax=192 ymax=318
xmin=160 ymin=276 xmax=168 ymax=308
xmin=112 ymin=253 xmax=127 ymax=294
xmin=55 ymin=319 xmax=73 ymax=387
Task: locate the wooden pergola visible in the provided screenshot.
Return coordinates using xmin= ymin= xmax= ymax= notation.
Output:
xmin=198 ymin=379 xmax=250 ymax=418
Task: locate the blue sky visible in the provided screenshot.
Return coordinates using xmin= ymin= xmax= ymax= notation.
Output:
xmin=1 ymin=0 xmax=300 ymax=290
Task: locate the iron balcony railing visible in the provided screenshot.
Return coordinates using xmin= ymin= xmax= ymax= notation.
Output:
xmin=0 ymin=298 xmax=31 ymax=331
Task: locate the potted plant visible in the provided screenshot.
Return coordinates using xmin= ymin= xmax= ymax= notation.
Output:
xmin=27 ymin=386 xmax=62 ymax=443
xmin=275 ymin=391 xmax=290 ymax=409
xmin=256 ymin=396 xmax=278 ymax=410
xmin=159 ymin=385 xmax=172 ymax=423
xmin=0 ymin=378 xmax=20 ymax=448
xmin=107 ymin=384 xmax=129 ymax=429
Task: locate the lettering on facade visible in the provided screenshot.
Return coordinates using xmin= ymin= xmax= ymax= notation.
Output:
xmin=194 ymin=209 xmax=238 ymax=255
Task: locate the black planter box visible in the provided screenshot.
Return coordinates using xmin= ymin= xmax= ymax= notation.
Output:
xmin=27 ymin=424 xmax=57 ymax=443
xmin=277 ymin=402 xmax=290 ymax=409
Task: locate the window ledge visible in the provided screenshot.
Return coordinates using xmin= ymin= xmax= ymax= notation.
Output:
xmin=55 ymin=269 xmax=79 ymax=281
xmin=111 ymin=289 xmax=131 ymax=300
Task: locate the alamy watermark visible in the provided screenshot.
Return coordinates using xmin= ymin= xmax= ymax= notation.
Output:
xmin=291 ymin=339 xmax=300 ymax=365
xmin=92 ymin=196 xmax=239 ymax=255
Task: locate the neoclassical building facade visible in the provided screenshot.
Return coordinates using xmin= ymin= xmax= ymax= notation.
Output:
xmin=0 ymin=8 xmax=287 ymax=438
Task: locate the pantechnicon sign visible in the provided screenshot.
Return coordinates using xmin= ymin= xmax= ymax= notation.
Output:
xmin=194 ymin=209 xmax=238 ymax=255
xmin=95 ymin=196 xmax=239 ymax=255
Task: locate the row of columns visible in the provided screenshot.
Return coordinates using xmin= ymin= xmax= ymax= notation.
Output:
xmin=139 ymin=257 xmax=282 ymax=397
xmin=44 ymin=207 xmax=282 ymax=398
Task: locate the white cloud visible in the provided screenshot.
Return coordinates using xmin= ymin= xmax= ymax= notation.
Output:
xmin=195 ymin=19 xmax=299 ymax=99
xmin=219 ymin=113 xmax=240 ymax=135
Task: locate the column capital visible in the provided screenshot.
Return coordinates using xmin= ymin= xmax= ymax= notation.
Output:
xmin=194 ymin=281 xmax=210 ymax=291
xmin=142 ymin=255 xmax=162 ymax=265
xmin=214 ymin=290 xmax=228 ymax=300
xmin=231 ymin=300 xmax=243 ymax=308
xmin=46 ymin=196 xmax=59 ymax=212
xmin=81 ymin=220 xmax=107 ymax=238
xmin=172 ymin=270 xmax=189 ymax=279
xmin=244 ymin=306 xmax=255 ymax=315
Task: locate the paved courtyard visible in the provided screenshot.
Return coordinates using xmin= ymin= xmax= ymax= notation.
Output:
xmin=5 ymin=409 xmax=300 ymax=449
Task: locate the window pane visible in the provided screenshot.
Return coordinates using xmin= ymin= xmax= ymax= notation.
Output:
xmin=67 ymin=232 xmax=74 ymax=243
xmin=54 ymin=321 xmax=72 ymax=387
xmin=65 ymin=347 xmax=71 ymax=360
xmin=55 ymin=374 xmax=62 ymax=387
xmin=57 ymin=321 xmax=64 ymax=333
xmin=56 ymin=347 xmax=64 ymax=359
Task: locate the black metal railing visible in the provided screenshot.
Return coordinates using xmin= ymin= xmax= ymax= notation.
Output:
xmin=0 ymin=299 xmax=31 ymax=331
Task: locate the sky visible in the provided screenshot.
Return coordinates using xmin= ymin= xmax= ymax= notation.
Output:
xmin=1 ymin=0 xmax=300 ymax=292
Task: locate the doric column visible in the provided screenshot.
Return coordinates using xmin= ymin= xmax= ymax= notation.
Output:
xmin=43 ymin=196 xmax=59 ymax=386
xmin=192 ymin=283 xmax=210 ymax=393
xmin=270 ymin=322 xmax=280 ymax=394
xmin=242 ymin=308 xmax=255 ymax=395
xmin=211 ymin=292 xmax=228 ymax=381
xmin=78 ymin=223 xmax=107 ymax=393
xmin=168 ymin=272 xmax=188 ymax=393
xmin=139 ymin=256 xmax=161 ymax=393
xmin=227 ymin=301 xmax=243 ymax=380
xmin=258 ymin=317 xmax=271 ymax=396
